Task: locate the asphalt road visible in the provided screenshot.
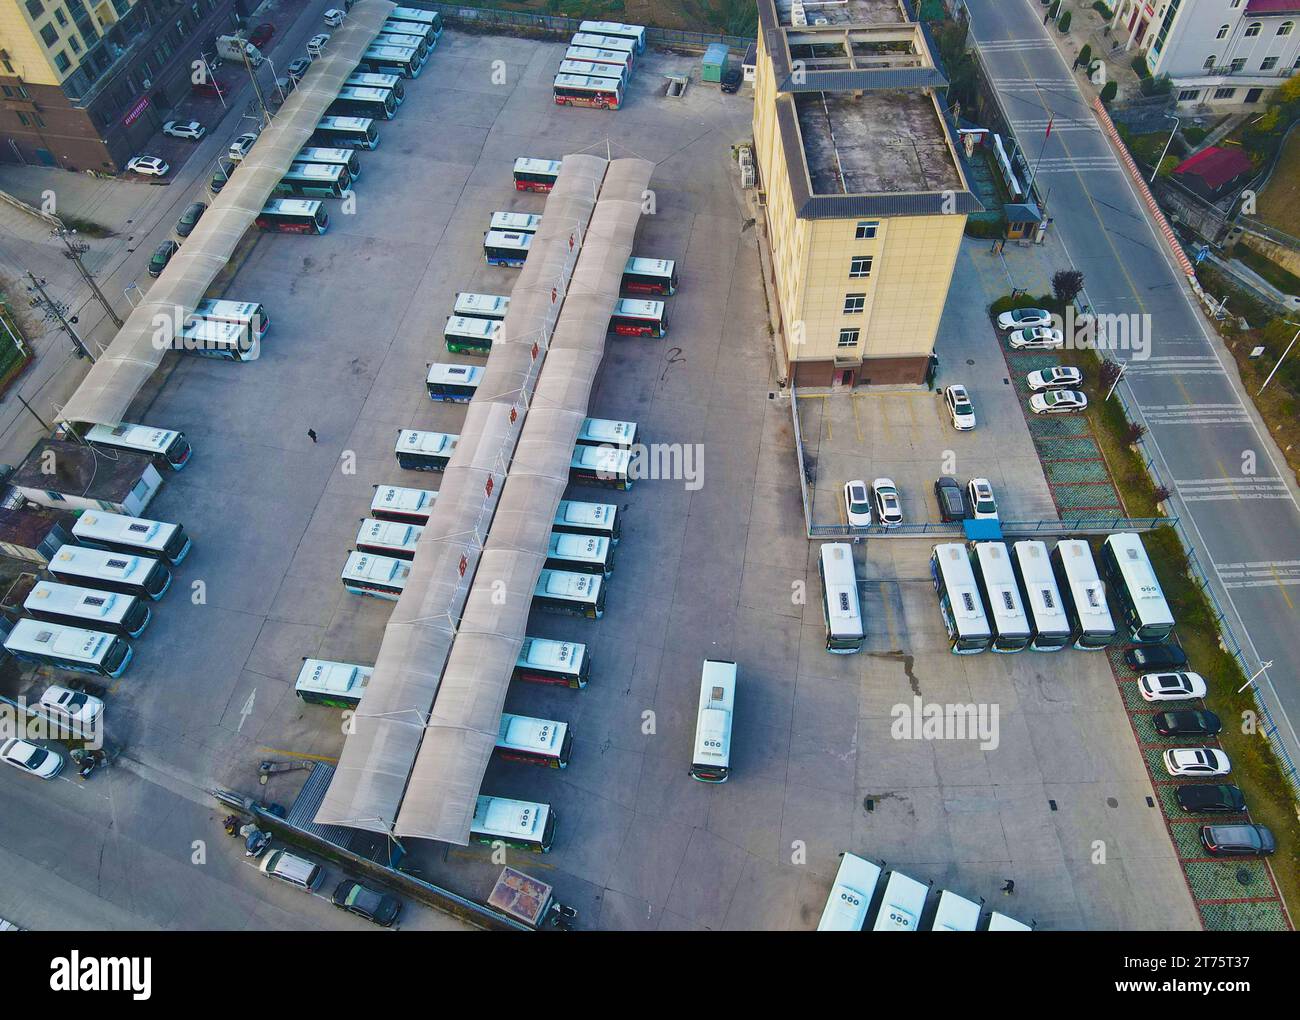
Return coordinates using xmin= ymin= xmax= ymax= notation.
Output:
xmin=965 ymin=0 xmax=1300 ymax=767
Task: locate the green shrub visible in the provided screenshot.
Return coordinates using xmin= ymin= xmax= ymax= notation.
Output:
xmin=1130 ymin=55 xmax=1151 ymax=78
xmin=1100 ymin=80 xmax=1118 ymax=103
xmin=1182 ymin=125 xmax=1207 ymax=145
xmin=1059 ymin=10 xmax=1072 ymax=31
xmin=1093 ymin=0 xmax=1114 ymax=15
xmin=964 ymin=215 xmax=1007 ymax=238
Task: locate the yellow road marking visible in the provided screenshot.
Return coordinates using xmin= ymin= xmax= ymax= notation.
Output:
xmin=1272 ymin=567 xmax=1296 ymax=611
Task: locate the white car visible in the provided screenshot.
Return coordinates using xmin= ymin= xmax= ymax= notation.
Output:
xmin=997 ymin=307 xmax=1053 ymax=330
xmin=967 ymin=477 xmax=998 ymax=520
xmin=1009 ymin=327 xmax=1065 ymax=350
xmin=125 ymin=155 xmax=169 ymax=176
xmin=324 ymin=8 xmax=346 ymax=26
xmin=1029 ymin=389 xmax=1088 ymax=414
xmin=844 ymin=479 xmax=871 ymax=528
xmin=308 ymin=32 xmax=331 ymax=51
xmin=39 ymin=684 xmax=105 ymax=729
xmin=162 ymin=119 xmax=205 ymax=141
xmin=943 ymin=384 xmax=976 ymax=431
xmin=228 ymin=132 xmax=258 ymax=162
xmin=0 ymin=738 xmax=63 ymax=779
xmin=871 ymin=478 xmax=902 ymax=528
xmin=1163 ymin=747 xmax=1230 ymax=778
xmin=1026 ymin=366 xmax=1082 ymax=391
xmin=1138 ymin=671 xmax=1208 ymax=703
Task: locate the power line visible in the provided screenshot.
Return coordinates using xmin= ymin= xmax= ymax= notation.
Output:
xmin=24 ymin=271 xmax=96 ymax=362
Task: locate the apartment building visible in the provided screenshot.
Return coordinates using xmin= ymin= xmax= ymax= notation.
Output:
xmin=1112 ymin=0 xmax=1300 ymax=107
xmin=0 ymin=0 xmax=245 ymax=171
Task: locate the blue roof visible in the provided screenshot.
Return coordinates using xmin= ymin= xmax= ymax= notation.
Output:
xmin=964 ymin=518 xmax=1003 ymax=541
xmin=704 ymin=43 xmax=729 ymax=63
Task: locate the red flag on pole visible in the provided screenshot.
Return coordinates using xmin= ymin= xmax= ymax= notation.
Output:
xmin=1044 ymin=115 xmax=1054 ymax=140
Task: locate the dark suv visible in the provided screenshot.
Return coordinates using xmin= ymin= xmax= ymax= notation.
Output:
xmin=934 ymin=476 xmax=967 ymax=522
xmin=148 ymin=240 xmax=179 ymax=277
xmin=1124 ymin=643 xmax=1188 ymax=671
xmin=1200 ymin=823 xmax=1276 ymax=857
xmin=1175 ymin=783 xmax=1245 ymax=814
xmin=1153 ymin=709 xmax=1222 ymax=737
xmin=176 ymin=202 xmax=207 ymax=238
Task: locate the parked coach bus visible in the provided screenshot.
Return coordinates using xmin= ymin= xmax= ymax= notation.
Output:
xmin=328 ymin=85 xmax=397 ymax=121
xmin=84 ymin=422 xmax=192 ymax=471
xmin=930 ymin=889 xmax=981 ymax=932
xmin=391 ymin=6 xmax=442 ymax=36
xmin=294 ymin=146 xmax=362 ymax=181
xmin=553 ymin=73 xmax=622 ymax=110
xmin=381 ymin=20 xmax=435 ymax=52
xmin=294 ymin=657 xmax=373 ymax=708
xmin=445 ymin=315 xmax=500 ymax=355
xmin=17 ymin=576 xmax=150 ymax=638
xmin=1010 ymin=540 xmax=1071 ymax=651
xmin=358 ymin=44 xmax=423 ymax=79
xmin=174 ymin=317 xmax=259 ymax=361
xmin=818 ymin=542 xmax=863 ymax=654
xmin=484 ymin=229 xmax=532 ymax=267
xmin=256 ymin=198 xmax=329 ymax=234
xmin=470 ymin=795 xmax=555 ymax=853
xmin=513 ymin=636 xmax=590 ymax=689
xmin=395 ymin=429 xmax=458 ymax=472
xmin=565 ymin=46 xmax=632 ymax=77
xmin=312 ymin=116 xmax=379 ymax=150
xmin=970 ymin=542 xmax=1031 ymax=653
xmin=553 ymin=500 xmax=620 ymax=544
xmin=569 ymin=445 xmax=632 ymax=491
xmin=346 ymin=72 xmax=404 ymax=103
xmin=690 ymin=659 xmax=736 ymax=783
xmin=426 ymin=362 xmax=482 ymax=402
xmin=818 ymin=852 xmax=882 ymax=931
xmin=623 ymin=256 xmax=677 ymax=295
xmin=1098 ymin=532 xmax=1175 ymax=643
xmin=489 ymin=211 xmax=541 ymax=235
xmin=4 ymin=618 xmax=132 ymax=679
xmin=273 ymin=163 xmax=351 ymax=200
xmin=453 ymin=292 xmax=509 ymax=320
xmin=532 ymin=568 xmax=604 ymax=619
xmin=191 ymin=298 xmax=270 ymax=340
xmin=48 ymin=545 xmax=171 ymax=601
xmin=577 ymin=417 xmax=638 ymax=449
xmin=545 ymin=532 xmax=613 ymax=576
xmin=930 ymin=543 xmax=992 ymax=654
xmin=513 ymin=157 xmax=561 ymax=192
xmin=569 ymin=33 xmax=637 ymax=67
xmin=610 ymin=298 xmax=666 ymax=337
xmin=72 ymin=510 xmax=191 ymax=566
xmin=374 ymin=33 xmax=429 ymax=62
xmin=341 ymin=550 xmax=411 ymax=600
xmin=355 ymin=518 xmax=422 ymax=561
xmin=371 ymin=484 xmax=437 ymax=525
xmin=578 ymin=20 xmax=646 ymax=53
xmin=1050 ymin=539 xmax=1116 ymax=650
xmin=558 ymin=60 xmax=626 ymax=87
xmin=873 ymin=870 xmax=929 ymax=931
xmin=495 ymin=713 xmax=572 ymax=769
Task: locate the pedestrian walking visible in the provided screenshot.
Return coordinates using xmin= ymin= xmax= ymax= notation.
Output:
xmin=307 ymin=428 xmax=318 ymax=443
xmin=1002 ymin=879 xmax=1015 ymax=896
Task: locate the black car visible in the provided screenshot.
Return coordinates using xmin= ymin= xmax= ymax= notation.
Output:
xmin=209 ymin=166 xmax=233 ymax=195
xmin=1124 ymin=643 xmax=1188 ymax=671
xmin=1200 ymin=823 xmax=1276 ymax=857
xmin=148 ymin=240 xmax=179 ymax=278
xmin=1175 ymin=783 xmax=1246 ymax=814
xmin=720 ymin=66 xmax=742 ymax=94
xmin=332 ymin=879 xmax=401 ymax=926
xmin=175 ymin=202 xmax=207 ymax=238
xmin=1154 ymin=709 xmax=1222 ymax=737
xmin=934 ymin=476 xmax=967 ymax=522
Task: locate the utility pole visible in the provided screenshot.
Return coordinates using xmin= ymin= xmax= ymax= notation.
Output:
xmin=51 ymin=226 xmax=123 ymax=328
xmin=240 ymin=47 xmax=271 ymax=128
xmin=25 ymin=272 xmax=96 ymax=362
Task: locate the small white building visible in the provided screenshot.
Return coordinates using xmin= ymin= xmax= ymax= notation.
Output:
xmin=9 ymin=440 xmax=163 ymax=517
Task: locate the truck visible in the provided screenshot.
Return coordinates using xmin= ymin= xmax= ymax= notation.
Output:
xmin=217 ymin=34 xmax=264 ymax=67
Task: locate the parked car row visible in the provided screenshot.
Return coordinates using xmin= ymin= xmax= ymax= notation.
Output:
xmin=259 ymin=847 xmax=403 ymax=925
xmin=844 ymin=475 xmax=1001 ymax=528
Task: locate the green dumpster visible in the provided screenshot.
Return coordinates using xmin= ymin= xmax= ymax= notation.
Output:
xmin=702 ymin=43 xmax=729 ymax=83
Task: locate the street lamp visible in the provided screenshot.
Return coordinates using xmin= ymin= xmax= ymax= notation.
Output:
xmin=1150 ymin=112 xmax=1180 ymax=184
xmin=1257 ymin=321 xmax=1300 ymax=395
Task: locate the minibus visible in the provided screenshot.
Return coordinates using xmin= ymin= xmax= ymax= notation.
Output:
xmin=355 ymin=518 xmax=423 ymax=561
xmin=470 ymin=795 xmax=555 ymax=853
xmin=545 ymin=532 xmax=613 ymax=576
xmin=294 ymin=658 xmax=373 ymax=708
xmin=494 ymin=713 xmax=572 ymax=769
xmin=513 ymin=636 xmax=590 ymax=689
xmin=340 ymin=551 xmax=411 ymax=600
xmin=553 ymin=500 xmax=620 ymax=545
xmin=371 ymin=484 xmax=437 ymax=525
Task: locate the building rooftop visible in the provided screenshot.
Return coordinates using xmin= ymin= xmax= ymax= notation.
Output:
xmin=0 ymin=506 xmax=76 ymax=549
xmin=10 ymin=440 xmax=154 ymax=503
xmin=774 ymin=0 xmax=907 ymax=28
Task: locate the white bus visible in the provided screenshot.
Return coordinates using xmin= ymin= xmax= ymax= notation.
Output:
xmin=930 ymin=890 xmax=981 ymax=931
xmin=690 ymin=659 xmax=736 ymax=783
xmin=817 ymin=853 xmax=882 ymax=931
xmin=4 ymin=618 xmax=132 ymax=678
xmin=174 ymin=317 xmax=259 ymax=361
xmin=553 ymin=500 xmax=620 ymax=545
xmin=381 ymin=20 xmax=436 ymax=53
xmin=578 ymin=20 xmax=647 ymax=53
xmin=256 ymin=198 xmax=330 ymax=235
xmin=1051 ymin=539 xmax=1117 ymax=650
xmin=191 ymin=299 xmax=270 ymax=341
xmin=489 ymin=211 xmax=542 ymax=234
xmin=453 ymin=292 xmax=510 ymax=320
xmin=532 ymin=568 xmax=604 ymax=619
xmin=390 ymin=6 xmax=442 ymax=36
xmin=546 ymin=531 xmax=613 ymax=576
xmin=610 ymin=297 xmax=666 ymax=337
xmin=623 ymin=256 xmax=677 ymax=295
xmin=48 ymin=544 xmax=171 ymax=601
xmin=553 ymin=72 xmax=623 ymax=110
xmin=374 ymin=32 xmax=429 ymax=61
xmin=395 ymin=429 xmax=458 ymax=472
xmin=470 ymin=795 xmax=555 ymax=853
xmin=557 ymin=59 xmax=626 ymax=86
xmin=484 ymin=229 xmax=532 ymax=267
xmin=818 ymin=542 xmax=863 ymax=654
xmin=294 ymin=658 xmax=373 ymax=708
xmin=513 ymin=636 xmax=590 ymax=689
xmin=371 ymin=484 xmax=437 ymax=525
xmin=1099 ymin=533 xmax=1175 ymax=643
xmin=872 ymin=870 xmax=929 ymax=931
xmin=20 ymin=577 xmax=150 ymax=638
xmin=930 ymin=543 xmax=992 ymax=654
xmin=971 ymin=542 xmax=1031 ymax=653
xmin=358 ymin=44 xmax=423 ymax=79
xmin=495 ymin=713 xmax=572 ymax=769
xmin=577 ymin=417 xmax=638 ymax=449
xmin=71 ymin=510 xmax=191 ymax=566
xmin=83 ymin=422 xmax=192 ymax=471
xmin=985 ymin=911 xmax=1033 ymax=931
xmin=444 ymin=315 xmax=500 ymax=355
xmin=341 ymin=551 xmax=410 ymax=600
xmin=513 ymin=157 xmax=561 ymax=193
xmin=426 ymin=362 xmax=483 ymax=402
xmin=328 ymin=85 xmax=397 ymax=121
xmin=569 ymin=445 xmax=632 ymax=491
xmin=569 ymin=33 xmax=637 ymax=67
xmin=311 ymin=115 xmax=379 ymax=150
xmin=355 ymin=518 xmax=422 ymax=561
xmin=294 ymin=146 xmax=362 ymax=181
xmin=1010 ymin=540 xmax=1071 ymax=651
xmin=345 ymin=72 xmax=404 ymax=103
xmin=564 ymin=45 xmax=632 ymax=78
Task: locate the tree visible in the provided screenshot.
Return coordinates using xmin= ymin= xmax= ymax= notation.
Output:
xmin=1100 ymin=80 xmax=1118 ymax=104
xmin=1053 ymin=269 xmax=1086 ymax=305
xmin=1124 ymin=421 xmax=1148 ymax=445
xmin=1059 ymin=10 xmax=1072 ymax=32
xmin=1098 ymin=359 xmax=1123 ymax=391
xmin=1074 ymin=43 xmax=1092 ymax=70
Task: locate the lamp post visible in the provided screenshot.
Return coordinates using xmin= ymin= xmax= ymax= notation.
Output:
xmin=1150 ymin=112 xmax=1180 ymax=184
xmin=1257 ymin=322 xmax=1300 ymax=395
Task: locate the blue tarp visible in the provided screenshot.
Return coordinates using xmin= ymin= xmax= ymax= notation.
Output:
xmin=964 ymin=518 xmax=1003 ymax=541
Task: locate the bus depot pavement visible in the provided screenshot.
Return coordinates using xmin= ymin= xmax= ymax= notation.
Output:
xmin=0 ymin=30 xmax=1196 ymax=930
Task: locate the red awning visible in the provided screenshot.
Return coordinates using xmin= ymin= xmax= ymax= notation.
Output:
xmin=1173 ymin=146 xmax=1253 ymax=190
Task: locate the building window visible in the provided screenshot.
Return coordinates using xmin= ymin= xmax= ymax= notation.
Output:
xmin=1230 ymin=0 xmax=1241 ymax=6
xmin=843 ymin=294 xmax=865 ymax=314
xmin=45 ymin=491 xmax=66 ymax=502
xmin=69 ymin=34 xmax=81 ymax=53
xmin=1214 ymin=87 xmax=1237 ymax=99
xmin=112 ymin=0 xmax=129 ymax=13
xmin=54 ymin=8 xmax=67 ymax=25
xmin=16 ymin=112 xmax=30 ymax=127
xmin=1280 ymin=22 xmax=1295 ymax=37
xmin=1230 ymin=57 xmax=1247 ymax=71
xmin=1262 ymin=56 xmax=1279 ymax=70
xmin=1204 ymin=54 xmax=1216 ymax=69
xmin=854 ymin=220 xmax=878 ymax=240
xmin=849 ymin=255 xmax=873 ymax=278
xmin=1178 ymin=89 xmax=1200 ymax=101
xmin=24 ymin=0 xmax=44 ymax=16
xmin=1245 ymin=22 xmax=1261 ymax=38
xmin=40 ymin=23 xmax=59 ymax=46
xmin=1216 ymin=24 xmax=1228 ymax=40
xmin=53 ymin=50 xmax=70 ymax=72
xmin=837 ymin=328 xmax=860 ymax=349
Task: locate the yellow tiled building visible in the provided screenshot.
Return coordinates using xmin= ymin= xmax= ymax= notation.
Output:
xmin=753 ymin=0 xmax=980 ymax=385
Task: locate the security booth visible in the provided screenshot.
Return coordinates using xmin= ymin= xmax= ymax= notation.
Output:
xmin=1004 ymin=202 xmax=1042 ymax=241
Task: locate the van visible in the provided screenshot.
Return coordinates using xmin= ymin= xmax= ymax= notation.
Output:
xmin=259 ymin=849 xmax=325 ymax=891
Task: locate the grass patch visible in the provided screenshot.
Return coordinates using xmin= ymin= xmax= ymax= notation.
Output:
xmin=1257 ymin=125 xmax=1300 ymax=238
xmin=1232 ymin=243 xmax=1300 ymax=296
xmin=57 ymin=215 xmax=114 ymax=238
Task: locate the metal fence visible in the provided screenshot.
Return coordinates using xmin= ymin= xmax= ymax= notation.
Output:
xmin=415 ymin=2 xmax=756 ymax=51
xmin=808 ymin=516 xmax=1172 ymax=539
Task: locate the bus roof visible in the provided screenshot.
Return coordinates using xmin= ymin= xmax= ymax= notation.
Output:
xmin=549 ymin=532 xmax=609 ymax=560
xmin=986 ymin=911 xmax=1032 ymax=931
xmin=444 ymin=316 xmax=500 ymax=339
xmin=579 ymin=417 xmax=636 ymax=445
xmin=336 ymin=86 xmax=393 ymax=100
xmin=554 ymin=73 xmax=621 ymax=90
xmin=285 ymin=162 xmax=346 ymax=181
xmin=558 ymin=60 xmax=625 ymax=81
xmin=85 ymin=421 xmax=178 ymax=450
xmin=555 ymin=500 xmax=616 ymax=527
xmin=51 ymin=544 xmax=156 ymax=583
xmin=695 ymin=659 xmax=737 ymax=769
xmin=514 ymin=157 xmax=561 ymax=175
xmin=316 ymin=116 xmax=373 ymax=130
xmin=357 ymin=518 xmax=422 ymax=549
xmin=571 ymin=32 xmax=636 ymax=52
xmin=872 ymin=871 xmax=929 ymax=931
xmin=5 ymin=618 xmax=116 ymax=662
xmin=296 ymin=658 xmax=372 ymax=696
xmin=625 ymin=256 xmax=675 ymax=275
xmin=343 ymin=551 xmax=410 ymax=584
xmin=566 ymin=44 xmax=632 ymax=63
xmin=1012 ymin=541 xmax=1068 ymax=629
xmin=396 ymin=429 xmax=457 ymax=456
xmin=536 ymin=569 xmax=602 ymax=600
xmin=372 ymin=484 xmax=436 ymax=514
xmin=571 ymin=445 xmax=631 ymax=473
xmin=931 ymin=889 xmax=981 ymax=931
xmin=613 ymin=298 xmax=664 ymax=318
xmin=489 ymin=211 xmax=541 ymax=232
xmin=517 ymin=636 xmax=586 ymax=673
xmin=363 ymin=44 xmax=418 ymax=58
xmin=261 ymin=198 xmax=323 ymax=216
xmin=497 ymin=713 xmax=567 ymax=754
xmin=483 ymin=229 xmax=533 ymax=249
xmin=180 ymin=318 xmax=247 ymax=340
xmin=1103 ymin=533 xmax=1174 ymax=627
xmin=1054 ymin=540 xmax=1114 ymax=628
xmin=819 ymin=543 xmax=862 ymax=637
xmin=73 ymin=510 xmax=174 ymax=548
xmin=454 ymin=293 xmax=509 ymax=317
xmin=817 ymin=853 xmax=882 ymax=931
xmin=974 ymin=542 xmax=1029 ymax=631
xmin=579 ymin=19 xmax=645 ymax=38
xmin=25 ymin=580 xmax=135 ymax=624
xmin=473 ymin=795 xmax=550 ymax=838
xmin=426 ymin=362 xmax=484 ymax=387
